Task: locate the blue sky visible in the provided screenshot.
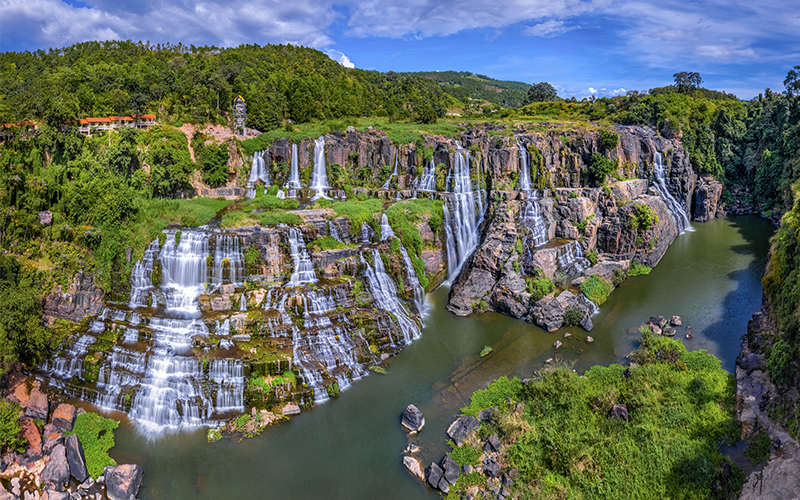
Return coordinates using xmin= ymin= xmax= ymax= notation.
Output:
xmin=1 ymin=0 xmax=798 ymax=99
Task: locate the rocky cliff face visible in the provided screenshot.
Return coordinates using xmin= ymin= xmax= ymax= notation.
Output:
xmin=43 ymin=271 xmax=104 ymax=323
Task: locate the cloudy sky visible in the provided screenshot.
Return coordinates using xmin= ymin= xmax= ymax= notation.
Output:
xmin=2 ymin=0 xmax=798 ymax=99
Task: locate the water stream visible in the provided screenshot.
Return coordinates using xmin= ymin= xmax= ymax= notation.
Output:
xmin=97 ymin=215 xmax=773 ymax=500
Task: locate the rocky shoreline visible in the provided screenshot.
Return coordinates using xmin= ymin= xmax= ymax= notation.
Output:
xmin=0 ymin=368 xmax=143 ymax=500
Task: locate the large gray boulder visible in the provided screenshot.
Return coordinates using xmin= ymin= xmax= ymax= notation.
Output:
xmin=400 ymin=404 xmax=425 ymax=434
xmin=446 ymin=416 xmax=480 ymax=446
xmin=25 ymin=386 xmax=48 ymax=420
xmin=426 ymin=462 xmax=443 ymax=489
xmin=104 ymin=464 xmax=144 ymax=500
xmin=65 ymin=434 xmax=89 ymax=483
xmin=441 ymin=455 xmax=459 ymax=485
xmin=41 ymin=423 xmax=64 ymax=455
xmin=40 ymin=444 xmax=70 ymax=491
xmin=402 ymin=456 xmax=424 ymax=481
xmin=51 ymin=404 xmax=77 ymax=432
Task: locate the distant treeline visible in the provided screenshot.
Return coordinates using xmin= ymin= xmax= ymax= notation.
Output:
xmin=0 ymin=40 xmax=452 ymax=131
xmin=398 ymin=71 xmax=531 ymax=108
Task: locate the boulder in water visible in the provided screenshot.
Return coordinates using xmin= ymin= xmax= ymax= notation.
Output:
xmin=282 ymin=404 xmax=301 ymax=415
xmin=650 ymin=316 xmax=668 ymax=329
xmin=104 ymin=464 xmax=144 ymax=500
xmin=554 ymin=340 xmax=562 ymax=349
xmin=447 ymin=416 xmax=480 ymax=446
xmin=441 ymin=455 xmax=459 ymax=485
xmin=670 ymin=315 xmax=682 ymax=326
xmin=663 ymin=326 xmax=676 ymax=337
xmin=65 ymin=434 xmax=89 ymax=483
xmin=426 ymin=462 xmax=444 ymax=489
xmin=401 ymin=404 xmax=425 ymax=434
xmin=403 ymin=456 xmax=424 ymax=481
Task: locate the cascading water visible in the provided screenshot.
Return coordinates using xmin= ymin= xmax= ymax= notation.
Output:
xmin=210 ymin=235 xmax=245 ymax=288
xmin=361 ymin=249 xmax=420 ymax=344
xmin=286 ymin=143 xmax=301 ymax=194
xmin=246 ymin=150 xmax=269 ymax=199
xmin=516 ymin=139 xmax=532 ymax=192
xmin=41 ymin=228 xmax=250 ymax=433
xmin=556 ymin=240 xmax=591 ymax=277
xmin=328 ymin=220 xmax=342 ymax=241
xmin=361 ymin=223 xmax=373 ymax=245
xmin=380 ymin=213 xmax=395 ymax=241
xmin=310 ymin=137 xmax=329 ymax=200
xmin=653 ymin=152 xmax=692 ymax=233
xmin=416 ymin=159 xmax=436 ymax=192
xmin=398 ymin=244 xmax=425 ymax=313
xmin=382 ymin=153 xmax=399 ymax=190
xmin=443 ymin=147 xmax=484 ymax=283
xmin=519 ymin=192 xmax=548 ymax=248
xmin=287 ymin=227 xmax=317 ymax=287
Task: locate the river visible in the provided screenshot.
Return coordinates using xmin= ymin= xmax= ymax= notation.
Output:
xmin=99 ymin=215 xmax=773 ymax=499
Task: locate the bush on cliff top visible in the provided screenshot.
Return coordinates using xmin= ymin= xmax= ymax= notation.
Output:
xmin=446 ymin=335 xmax=743 ymax=500
xmin=580 ymin=274 xmax=613 ymax=305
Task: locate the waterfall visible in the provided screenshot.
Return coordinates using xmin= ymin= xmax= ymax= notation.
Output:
xmin=42 ymin=228 xmax=250 ymax=434
xmin=361 ymin=249 xmax=420 ymax=344
xmin=129 ymin=239 xmax=160 ymax=308
xmin=556 ymin=240 xmax=591 ymax=277
xmin=286 ymin=143 xmax=301 ymax=193
xmin=361 ymin=223 xmax=373 ymax=245
xmin=246 ymin=150 xmax=269 ymax=199
xmin=287 ymin=227 xmax=317 ymax=286
xmin=380 ymin=213 xmax=395 ymax=241
xmin=310 ymin=137 xmax=329 ymax=199
xmin=382 ymin=153 xmax=399 ymax=190
xmin=210 ymin=235 xmax=245 ymax=288
xmin=398 ymin=244 xmax=425 ymax=313
xmin=416 ymin=159 xmax=436 ymax=192
xmin=516 ymin=139 xmax=532 ymax=192
xmin=652 ymin=152 xmax=692 ymax=233
xmin=239 ymin=293 xmax=247 ymax=311
xmin=159 ymin=231 xmax=209 ymax=313
xmin=443 ymin=147 xmax=484 ymax=283
xmin=519 ymin=192 xmax=548 ymax=249
xmin=328 ymin=220 xmax=342 ymax=241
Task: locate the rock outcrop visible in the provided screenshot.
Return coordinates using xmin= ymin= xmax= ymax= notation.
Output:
xmin=400 ymin=404 xmax=425 ymax=434
xmin=104 ymin=464 xmax=144 ymax=500
xmin=43 ymin=271 xmax=104 ymax=323
xmin=692 ymin=175 xmax=723 ymax=222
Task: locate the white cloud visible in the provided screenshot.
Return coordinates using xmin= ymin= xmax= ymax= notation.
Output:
xmin=0 ymin=0 xmax=337 ymax=50
xmin=327 ymin=49 xmax=355 ymax=69
xmin=588 ymin=87 xmax=598 ymax=94
xmin=521 ymin=20 xmax=577 ymax=38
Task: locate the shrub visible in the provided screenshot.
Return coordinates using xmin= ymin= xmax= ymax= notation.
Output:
xmin=588 ymin=153 xmax=615 ymax=183
xmin=628 ymin=204 xmax=659 ymax=232
xmin=628 ymin=262 xmax=652 ymax=276
xmin=744 ymin=430 xmax=772 ymax=465
xmin=612 ymin=267 xmax=627 ymax=287
xmin=526 ymin=275 xmax=555 ymax=302
xmin=68 ymin=412 xmax=119 ymax=478
xmin=767 ymin=340 xmax=794 ymax=386
xmin=586 ymin=250 xmax=598 ymax=266
xmin=581 ymin=274 xmax=613 ymax=305
xmin=0 ymin=400 xmax=25 ymax=453
xmin=599 ymin=129 xmax=620 ymax=151
xmin=563 ymin=307 xmax=583 ymax=326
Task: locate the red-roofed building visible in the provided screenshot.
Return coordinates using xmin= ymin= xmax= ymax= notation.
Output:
xmin=78 ymin=114 xmax=158 ymax=135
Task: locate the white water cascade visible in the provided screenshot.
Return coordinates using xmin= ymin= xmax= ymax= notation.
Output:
xmin=246 ymin=150 xmax=269 ymax=199
xmin=382 ymin=153 xmax=399 ymax=190
xmin=443 ymin=147 xmax=484 ymax=283
xmin=286 ymin=143 xmax=301 ymax=193
xmin=310 ymin=137 xmax=329 ymax=199
xmin=361 ymin=249 xmax=420 ymax=344
xmin=43 ymin=228 xmax=249 ymax=433
xmin=556 ymin=240 xmax=591 ymax=277
xmin=516 ymin=139 xmax=532 ymax=192
xmin=287 ymin=227 xmax=317 ymax=287
xmin=380 ymin=213 xmax=395 ymax=241
xmin=416 ymin=159 xmax=436 ymax=192
xmin=519 ymin=192 xmax=548 ymax=248
xmin=653 ymin=152 xmax=693 ymax=233
xmin=398 ymin=244 xmax=425 ymax=313
xmin=210 ymin=235 xmax=245 ymax=289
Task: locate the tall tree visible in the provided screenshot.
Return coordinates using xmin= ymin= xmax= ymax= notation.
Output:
xmin=523 ymin=82 xmax=560 ymax=104
xmin=673 ymin=72 xmax=703 ymax=94
xmin=784 ymin=66 xmax=800 ymax=97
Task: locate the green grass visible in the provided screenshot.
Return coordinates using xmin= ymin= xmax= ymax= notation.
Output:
xmin=331 ymin=198 xmax=384 ymax=235
xmin=580 ymin=274 xmax=613 ymax=305
xmin=447 ymin=334 xmax=744 ymax=499
xmin=67 ymin=412 xmax=119 ymax=478
xmin=308 ymin=236 xmax=348 ymax=253
xmin=628 ymin=262 xmax=652 ymax=276
xmin=220 ymin=209 xmax=302 ymax=228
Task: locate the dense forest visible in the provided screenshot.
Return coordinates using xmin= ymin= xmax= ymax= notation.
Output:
xmin=398 ymin=71 xmax=531 ymax=108
xmin=0 ymin=41 xmax=452 ymax=130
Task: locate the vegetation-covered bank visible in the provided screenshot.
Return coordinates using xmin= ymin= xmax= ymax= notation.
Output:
xmin=439 ymin=334 xmax=746 ymax=499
